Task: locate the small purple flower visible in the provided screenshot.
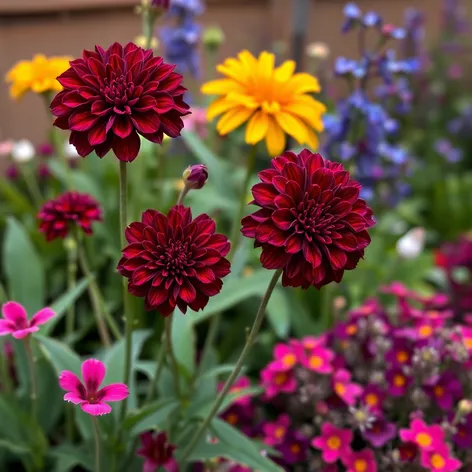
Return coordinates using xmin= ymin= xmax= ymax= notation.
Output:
xmin=276 ymin=430 xmax=309 ymax=465
xmin=263 ymin=414 xmax=290 ymax=446
xmin=5 ymin=165 xmax=19 ymax=181
xmin=424 ymin=372 xmax=463 ymax=411
xmin=37 ymin=143 xmax=54 ymax=157
xmin=342 ymin=3 xmax=362 ymax=33
xmin=453 ymin=413 xmax=472 ymax=449
xmin=363 ymin=11 xmax=382 ymax=28
xmin=435 ymin=139 xmax=463 ymax=163
xmin=363 ymin=417 xmax=397 ymax=447
xmin=386 ymin=368 xmax=412 ymax=396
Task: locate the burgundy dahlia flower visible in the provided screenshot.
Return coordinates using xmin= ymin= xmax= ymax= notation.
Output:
xmin=117 ymin=205 xmax=231 ymax=316
xmin=38 ymin=191 xmax=102 ymax=241
xmin=241 ymin=149 xmax=374 ymax=289
xmin=50 ymin=42 xmax=190 ymax=162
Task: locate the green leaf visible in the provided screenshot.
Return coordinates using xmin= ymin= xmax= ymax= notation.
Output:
xmin=0 ymin=439 xmax=30 ymax=455
xmin=266 ymin=287 xmax=290 ymax=338
xmin=3 ymin=217 xmax=45 ymax=313
xmin=49 ymin=443 xmax=94 ymax=472
xmin=183 ymin=418 xmax=283 ymax=471
xmin=42 ymin=277 xmax=90 ymax=335
xmin=126 ymin=399 xmax=180 ymax=435
xmin=191 ymin=270 xmax=274 ymax=324
xmin=0 ymin=179 xmax=34 ymax=214
xmin=171 ymin=312 xmax=195 ymax=377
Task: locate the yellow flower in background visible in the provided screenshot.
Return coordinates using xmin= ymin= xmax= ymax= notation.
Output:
xmin=201 ymin=50 xmax=326 ymax=156
xmin=5 ymin=54 xmax=72 ymax=100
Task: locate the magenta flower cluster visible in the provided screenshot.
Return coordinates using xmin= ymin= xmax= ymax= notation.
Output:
xmin=219 ymin=283 xmax=472 ymax=471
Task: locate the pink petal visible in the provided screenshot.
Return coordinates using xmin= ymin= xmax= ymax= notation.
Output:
xmin=29 ymin=307 xmax=55 ymax=327
xmin=81 ymin=401 xmax=112 ymax=416
xmin=97 ymin=383 xmax=129 ymax=402
xmin=144 ymin=459 xmax=159 ymax=472
xmin=12 ymin=327 xmax=39 ymax=339
xmin=81 ymin=359 xmax=106 ymax=392
xmin=64 ymin=392 xmax=84 ymax=405
xmin=2 ymin=301 xmax=28 ymax=324
xmin=59 ymin=370 xmax=84 ymax=393
xmin=0 ymin=319 xmax=15 ymax=336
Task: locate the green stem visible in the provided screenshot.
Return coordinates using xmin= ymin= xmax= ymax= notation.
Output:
xmin=0 ymin=341 xmax=13 ymax=395
xmin=180 ymin=269 xmax=282 ymax=462
xmin=20 ymin=164 xmax=43 ymax=206
xmin=145 ymin=341 xmax=166 ymax=403
xmin=77 ymin=240 xmax=121 ymax=342
xmin=196 ymin=312 xmax=220 ymax=378
xmin=23 ymin=337 xmax=38 ymax=419
xmin=228 ymin=146 xmax=257 ymax=258
xmin=119 ymin=161 xmax=133 ymax=420
xmin=92 ymin=417 xmax=101 ymax=472
xmin=165 ymin=315 xmax=180 ymax=397
xmin=176 ymin=186 xmax=189 ymax=206
xmin=65 ymin=238 xmax=78 ymax=340
xmin=142 ymin=8 xmax=154 ymax=49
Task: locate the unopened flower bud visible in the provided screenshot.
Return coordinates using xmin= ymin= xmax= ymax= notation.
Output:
xmin=203 ymin=26 xmax=225 ymax=50
xmin=11 ymin=139 xmax=35 ymax=163
xmin=183 ymin=164 xmax=208 ymax=190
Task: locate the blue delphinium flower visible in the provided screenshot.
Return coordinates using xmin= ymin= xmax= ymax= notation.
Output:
xmin=323 ymin=2 xmax=421 ymax=205
xmin=435 ymin=138 xmax=463 ymax=162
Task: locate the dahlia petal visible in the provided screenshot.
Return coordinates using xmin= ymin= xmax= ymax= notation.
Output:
xmin=81 ymin=402 xmax=112 ymax=416
xmin=272 ymin=176 xmax=288 ymax=194
xmin=327 ymin=247 xmax=348 ymax=270
xmin=0 ymin=320 xmax=15 ymax=336
xmin=132 ymin=268 xmax=155 ymax=286
xmin=153 ymin=93 xmax=175 ymax=113
xmin=64 ymin=392 xmax=84 ymax=404
xmin=62 ymin=91 xmax=87 ymax=108
xmin=179 ymin=280 xmax=197 ymax=304
xmin=159 ymin=72 xmax=184 ymax=93
xmin=147 ymin=286 xmax=169 ymax=308
xmin=331 ymin=201 xmax=352 ymax=218
xmin=252 ymin=183 xmax=278 ymax=207
xmin=59 ymin=370 xmax=84 ymax=393
xmin=345 ymin=213 xmax=369 ymax=231
xmin=125 ymin=222 xmax=146 ymax=243
xmin=285 ymin=234 xmax=303 ymax=254
xmin=88 ymin=121 xmax=108 ymax=146
xmin=57 ymin=70 xmax=84 ymax=88
xmin=69 ymin=111 xmax=99 ymax=132
xmin=195 ymin=267 xmax=216 ymax=284
xmin=188 ymin=291 xmax=210 ymax=312
xmin=241 ymin=215 xmax=258 ymax=238
xmin=260 ymin=247 xmax=287 ymax=269
xmin=160 ymin=114 xmax=184 ymax=138
xmin=95 ymin=138 xmax=113 ymax=158
xmin=272 ymin=209 xmax=293 ymax=230
xmin=337 ymin=186 xmax=360 ymax=203
xmin=112 ymin=132 xmax=141 ymax=162
xmin=133 ymin=96 xmax=157 ymax=112
xmin=282 ymin=162 xmax=305 ymax=184
xmin=53 ymin=116 xmax=70 ymax=130
xmin=2 ymin=301 xmax=28 ymax=324
xmin=87 ymin=57 xmax=106 ymax=77
xmin=97 ymin=383 xmax=129 ymax=402
xmin=29 ymin=307 xmax=55 ymax=327
xmin=113 ymin=115 xmax=133 ymax=139
xmin=312 ymin=168 xmax=335 ymax=190
xmin=131 ymin=112 xmax=161 ymax=135
xmin=124 ymin=47 xmax=144 ymax=71
xmin=70 ymin=132 xmax=94 ymax=156
xmin=91 ymin=101 xmax=113 ymax=117
xmin=12 ymin=327 xmax=39 ymax=339
xmin=142 ymin=209 xmax=160 ymax=226
xmin=212 ymin=259 xmax=231 ymax=278
xmin=82 ymin=359 xmax=106 ymax=392
xmin=194 ymin=279 xmax=223 ymax=297
xmin=334 ymin=232 xmax=359 ymax=251
xmin=303 ymin=241 xmax=323 ymax=268
xmin=207 ymin=234 xmax=231 ymax=254
xmin=284 ymin=180 xmax=302 ymax=202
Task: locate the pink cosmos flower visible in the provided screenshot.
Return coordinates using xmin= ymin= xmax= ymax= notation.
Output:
xmin=361 ymin=384 xmax=386 ymax=413
xmin=342 ymin=448 xmax=377 ymax=472
xmin=385 ymin=339 xmax=412 ymax=367
xmin=363 ymin=418 xmax=396 ymax=448
xmin=136 ymin=431 xmax=177 ymax=472
xmin=424 ymin=372 xmax=463 ymax=411
xmin=260 ymin=364 xmax=297 ymax=399
xmin=420 ymin=443 xmax=462 ymax=472
xmin=263 ymin=414 xmax=291 ymax=446
xmin=271 ymin=343 xmax=299 ymax=371
xmin=59 ymin=359 xmax=129 ymax=415
xmin=332 ymin=369 xmax=362 ymax=405
xmin=0 ymin=302 xmax=55 ymax=339
xmin=386 ymin=368 xmax=412 ymax=397
xmin=301 ymin=345 xmax=334 ymax=374
xmin=399 ymin=418 xmax=445 ymax=451
xmin=312 ymin=422 xmax=353 ymax=464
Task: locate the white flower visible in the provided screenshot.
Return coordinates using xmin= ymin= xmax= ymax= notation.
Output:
xmin=306 ymin=42 xmax=330 ymax=59
xmin=396 ymin=227 xmax=425 ymax=259
xmin=64 ymin=142 xmax=80 ymax=159
xmin=11 ymin=139 xmax=35 ymax=163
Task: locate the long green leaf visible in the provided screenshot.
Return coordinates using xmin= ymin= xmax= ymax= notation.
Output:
xmin=171 ymin=312 xmax=195 ymax=377
xmin=3 ymin=217 xmax=45 ymax=314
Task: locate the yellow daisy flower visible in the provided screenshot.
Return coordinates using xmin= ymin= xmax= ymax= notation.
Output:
xmin=201 ymin=50 xmax=326 ymax=156
xmin=5 ymin=54 xmax=73 ymax=100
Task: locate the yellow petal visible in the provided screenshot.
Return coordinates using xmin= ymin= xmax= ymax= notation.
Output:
xmin=265 ymin=117 xmax=286 ymax=157
xmin=245 ymin=110 xmax=269 ymax=145
xmin=258 ymin=51 xmax=275 ymax=78
xmin=217 ymin=58 xmax=248 ymax=82
xmin=283 ymin=99 xmax=326 ymax=130
xmin=238 ymin=50 xmax=258 ymax=70
xmin=275 ymin=111 xmax=308 ymax=144
xmin=274 ymin=60 xmax=296 ymax=82
xmin=226 ymin=92 xmax=258 ymax=109
xmin=305 ymin=128 xmax=320 ymax=150
xmin=216 ymin=107 xmax=254 ymax=135
xmin=207 ymin=98 xmax=237 ymax=120
xmin=284 ymin=73 xmax=321 ymax=95
xmin=201 ymin=79 xmax=243 ymax=95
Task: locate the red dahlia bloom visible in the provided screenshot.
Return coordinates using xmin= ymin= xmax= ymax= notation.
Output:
xmin=50 ymin=42 xmax=190 ymax=162
xmin=117 ymin=205 xmax=231 ymax=316
xmin=38 ymin=191 xmax=102 ymax=241
xmin=241 ymin=149 xmax=374 ymax=289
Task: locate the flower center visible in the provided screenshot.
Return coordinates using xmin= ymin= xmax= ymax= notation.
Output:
xmin=282 ymin=353 xmax=296 ymax=367
xmin=393 ymin=375 xmax=406 ymax=387
xmin=354 ymin=459 xmax=368 ymax=472
xmin=275 ymin=426 xmax=285 ymax=439
xmin=396 ymin=351 xmax=409 ymax=363
xmin=290 ymin=443 xmax=301 ymax=454
xmin=418 ymin=325 xmax=433 ymax=338
xmin=365 ymin=393 xmax=378 ymax=406
xmin=309 ymin=355 xmax=323 ymax=369
xmin=160 ymin=240 xmax=191 ymax=277
xmin=261 ymin=100 xmax=281 ymax=114
xmin=327 ymin=436 xmax=341 ymax=450
xmin=346 ymin=324 xmax=358 ymax=335
xmin=416 ymin=432 xmax=432 ymax=447
xmin=274 ymin=373 xmax=286 ymax=385
xmin=434 ymin=386 xmax=445 ymax=397
xmin=430 ymin=454 xmax=445 ymax=469
xmin=226 ymin=413 xmax=238 ymax=424
xmin=101 ymin=75 xmax=135 ymax=110
xmin=335 ymin=382 xmax=346 ymax=396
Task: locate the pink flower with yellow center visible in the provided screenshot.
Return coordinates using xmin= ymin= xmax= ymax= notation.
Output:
xmin=262 ymin=413 xmax=290 ymax=446
xmin=415 ymin=319 xmax=444 ymax=340
xmin=301 ymin=345 xmax=334 ymax=374
xmin=261 ymin=363 xmax=297 ymax=399
xmin=385 ymin=340 xmax=412 ymax=367
xmin=400 ymin=419 xmax=445 ymax=451
xmin=332 ymin=369 xmax=362 ymax=406
xmin=386 ymin=368 xmax=412 ymax=397
xmin=361 ymin=384 xmax=386 ymax=413
xmin=343 ymin=448 xmax=377 ymax=472
xmin=424 ymin=372 xmax=463 ymax=411
xmin=312 ymin=422 xmax=353 ymax=463
xmin=420 ymin=444 xmax=462 ymax=472
xmin=271 ymin=343 xmax=299 ymax=371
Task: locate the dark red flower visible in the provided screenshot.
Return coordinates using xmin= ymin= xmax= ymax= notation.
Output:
xmin=136 ymin=431 xmax=177 ymax=472
xmin=117 ymin=205 xmax=231 ymax=316
xmin=37 ymin=191 xmax=102 ymax=241
xmin=241 ymin=149 xmax=374 ymax=289
xmin=183 ymin=164 xmax=208 ymax=190
xmin=50 ymin=42 xmax=190 ymax=162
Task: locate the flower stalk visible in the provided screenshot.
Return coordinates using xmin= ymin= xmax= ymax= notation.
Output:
xmin=165 ymin=315 xmax=180 ymax=397
xmin=64 ymin=237 xmax=78 ymax=341
xmin=92 ymin=417 xmax=101 ymax=472
xmin=180 ymin=268 xmax=283 ymax=462
xmin=23 ymin=336 xmax=38 ymax=419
